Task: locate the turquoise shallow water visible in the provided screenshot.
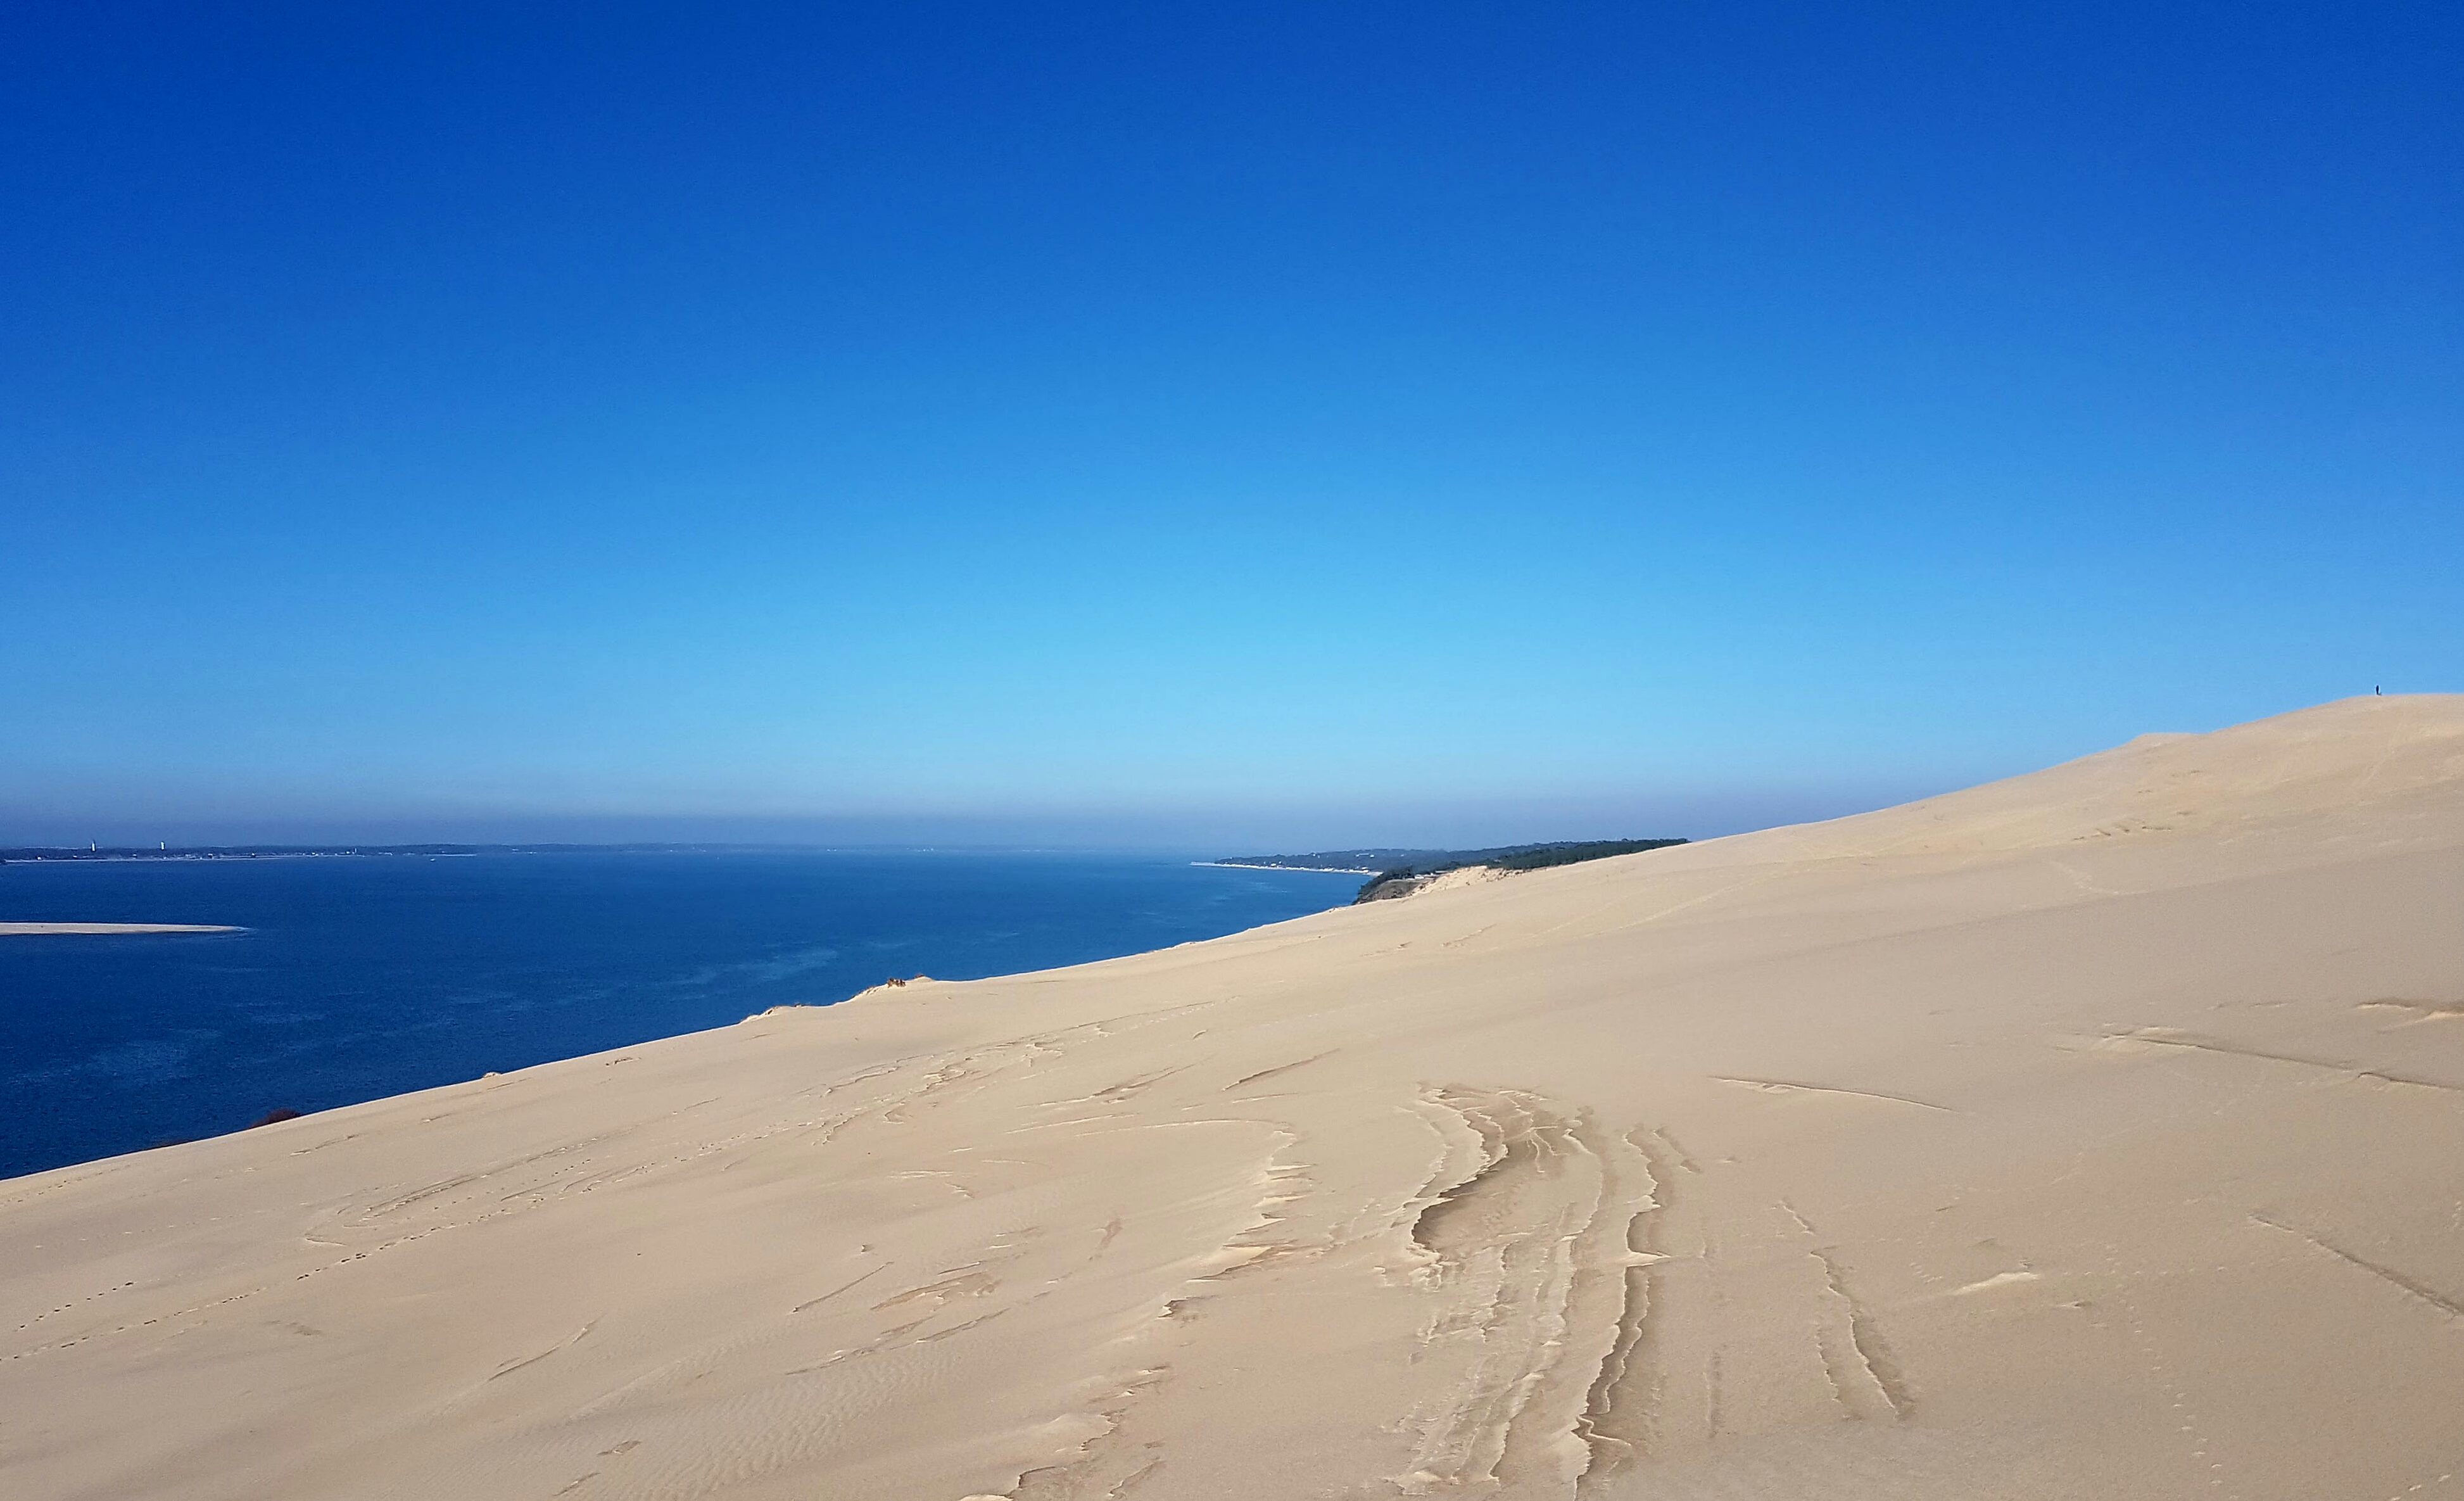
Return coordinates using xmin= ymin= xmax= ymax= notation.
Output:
xmin=0 ymin=850 xmax=1360 ymax=1179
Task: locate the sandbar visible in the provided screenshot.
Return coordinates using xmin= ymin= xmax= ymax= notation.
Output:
xmin=0 ymin=922 xmax=241 ymax=935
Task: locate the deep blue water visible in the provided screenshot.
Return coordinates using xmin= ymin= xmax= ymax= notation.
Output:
xmin=0 ymin=851 xmax=1360 ymax=1179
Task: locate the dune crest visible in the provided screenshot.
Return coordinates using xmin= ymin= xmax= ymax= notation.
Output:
xmin=4 ymin=695 xmax=2460 ymax=1500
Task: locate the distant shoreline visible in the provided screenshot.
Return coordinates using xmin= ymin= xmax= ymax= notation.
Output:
xmin=0 ymin=844 xmax=623 ymax=864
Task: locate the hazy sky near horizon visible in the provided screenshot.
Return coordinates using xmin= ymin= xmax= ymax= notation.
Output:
xmin=6 ymin=3 xmax=2459 ymax=848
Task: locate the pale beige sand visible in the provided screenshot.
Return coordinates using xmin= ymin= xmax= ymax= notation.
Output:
xmin=4 ymin=695 xmax=2460 ymax=1500
xmin=0 ymin=923 xmax=240 ymax=936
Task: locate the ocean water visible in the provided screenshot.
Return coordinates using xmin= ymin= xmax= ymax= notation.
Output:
xmin=0 ymin=851 xmax=1361 ymax=1180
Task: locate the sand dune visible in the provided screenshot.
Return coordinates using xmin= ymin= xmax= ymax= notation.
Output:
xmin=4 ymin=695 xmax=2460 ymax=1500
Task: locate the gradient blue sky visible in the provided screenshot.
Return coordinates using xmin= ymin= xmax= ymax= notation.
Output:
xmin=5 ymin=3 xmax=2458 ymax=849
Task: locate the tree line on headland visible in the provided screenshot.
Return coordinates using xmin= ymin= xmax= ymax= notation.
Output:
xmin=1215 ymin=840 xmax=1688 ymax=902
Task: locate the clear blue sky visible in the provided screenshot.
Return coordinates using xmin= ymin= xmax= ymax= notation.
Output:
xmin=5 ymin=3 xmax=2458 ymax=849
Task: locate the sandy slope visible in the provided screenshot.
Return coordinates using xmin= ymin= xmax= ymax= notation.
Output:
xmin=4 ymin=695 xmax=2460 ymax=1501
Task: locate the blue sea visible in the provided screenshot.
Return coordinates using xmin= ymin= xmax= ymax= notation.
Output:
xmin=0 ymin=851 xmax=1361 ymax=1180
